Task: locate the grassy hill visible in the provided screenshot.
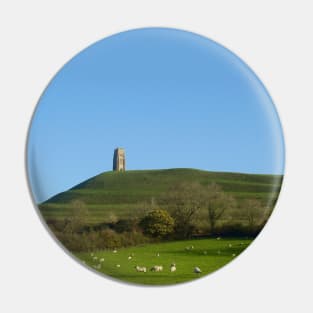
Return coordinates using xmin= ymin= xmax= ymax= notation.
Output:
xmin=39 ymin=168 xmax=283 ymax=224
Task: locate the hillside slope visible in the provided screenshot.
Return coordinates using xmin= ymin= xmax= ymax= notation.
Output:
xmin=39 ymin=168 xmax=283 ymax=223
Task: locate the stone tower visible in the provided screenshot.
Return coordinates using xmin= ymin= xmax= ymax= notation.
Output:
xmin=113 ymin=148 xmax=126 ymax=171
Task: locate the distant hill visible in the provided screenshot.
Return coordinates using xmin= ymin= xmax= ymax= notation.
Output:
xmin=39 ymin=168 xmax=283 ymax=224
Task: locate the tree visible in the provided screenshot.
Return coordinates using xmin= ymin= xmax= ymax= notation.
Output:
xmin=243 ymin=199 xmax=260 ymax=229
xmin=64 ymin=200 xmax=89 ymax=234
xmin=162 ymin=182 xmax=203 ymax=238
xmin=204 ymin=183 xmax=236 ymax=235
xmin=135 ymin=197 xmax=157 ymax=219
xmin=107 ymin=212 xmax=118 ymax=224
xmin=139 ymin=209 xmax=174 ymax=238
xmin=242 ymin=199 xmax=269 ymax=231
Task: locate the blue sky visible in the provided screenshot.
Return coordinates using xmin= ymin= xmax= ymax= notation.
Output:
xmin=27 ymin=28 xmax=285 ymax=203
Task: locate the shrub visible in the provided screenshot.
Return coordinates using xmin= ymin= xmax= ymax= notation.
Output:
xmin=46 ymin=219 xmax=66 ymax=232
xmin=113 ymin=219 xmax=137 ymax=233
xmin=53 ymin=226 xmax=150 ymax=252
xmin=98 ymin=229 xmax=122 ymax=249
xmin=139 ymin=209 xmax=174 ymax=238
xmin=214 ymin=222 xmax=262 ymax=237
xmin=119 ymin=231 xmax=149 ymax=246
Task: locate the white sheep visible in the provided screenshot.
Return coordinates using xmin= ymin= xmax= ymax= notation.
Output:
xmin=185 ymin=245 xmax=194 ymax=251
xmin=194 ymin=267 xmax=201 ymax=274
xmin=150 ymin=265 xmax=163 ymax=272
xmin=170 ymin=263 xmax=176 ymax=272
xmin=128 ymin=256 xmax=132 ymax=260
xmin=116 ymin=264 xmax=121 ymax=268
xmin=113 ymin=249 xmax=117 ymax=253
xmin=100 ymin=258 xmax=104 ymax=262
xmin=135 ymin=265 xmax=147 ymax=273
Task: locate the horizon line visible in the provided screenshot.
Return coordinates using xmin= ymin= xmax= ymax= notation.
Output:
xmin=38 ymin=167 xmax=284 ymax=204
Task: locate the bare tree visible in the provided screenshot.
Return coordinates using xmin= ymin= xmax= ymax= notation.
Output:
xmin=243 ymin=199 xmax=261 ymax=229
xmin=64 ymin=199 xmax=89 ymax=233
xmin=204 ymin=183 xmax=236 ymax=234
xmin=242 ymin=199 xmax=270 ymax=230
xmin=107 ymin=212 xmax=118 ymax=224
xmin=135 ymin=197 xmax=158 ymax=219
xmin=162 ymin=182 xmax=203 ymax=238
xmin=241 ymin=199 xmax=265 ymax=231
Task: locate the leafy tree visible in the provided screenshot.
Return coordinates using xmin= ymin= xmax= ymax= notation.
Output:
xmin=139 ymin=209 xmax=174 ymax=238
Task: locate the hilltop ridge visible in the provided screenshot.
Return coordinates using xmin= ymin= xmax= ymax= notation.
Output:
xmin=39 ymin=168 xmax=283 ymax=223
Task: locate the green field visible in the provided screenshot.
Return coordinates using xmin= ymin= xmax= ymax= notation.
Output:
xmin=75 ymin=238 xmax=252 ymax=285
xmin=39 ymin=168 xmax=283 ymax=224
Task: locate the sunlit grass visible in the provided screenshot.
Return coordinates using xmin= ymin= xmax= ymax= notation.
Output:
xmin=76 ymin=237 xmax=252 ymax=285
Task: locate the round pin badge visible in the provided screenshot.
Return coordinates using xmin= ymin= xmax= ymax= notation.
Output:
xmin=27 ymin=28 xmax=284 ymax=286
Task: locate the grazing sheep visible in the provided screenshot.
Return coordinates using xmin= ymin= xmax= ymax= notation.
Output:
xmin=150 ymin=265 xmax=163 ymax=272
xmin=194 ymin=267 xmax=201 ymax=274
xmin=100 ymin=258 xmax=104 ymax=262
xmin=113 ymin=249 xmax=117 ymax=253
xmin=185 ymin=245 xmax=194 ymax=251
xmin=93 ymin=264 xmax=101 ymax=270
xmin=135 ymin=265 xmax=147 ymax=273
xmin=116 ymin=264 xmax=121 ymax=268
xmin=170 ymin=263 xmax=176 ymax=272
xmin=156 ymin=253 xmax=160 ymax=257
xmin=232 ymin=253 xmax=236 ymax=257
xmin=128 ymin=256 xmax=132 ymax=260
xmin=216 ymin=237 xmax=221 ymax=240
